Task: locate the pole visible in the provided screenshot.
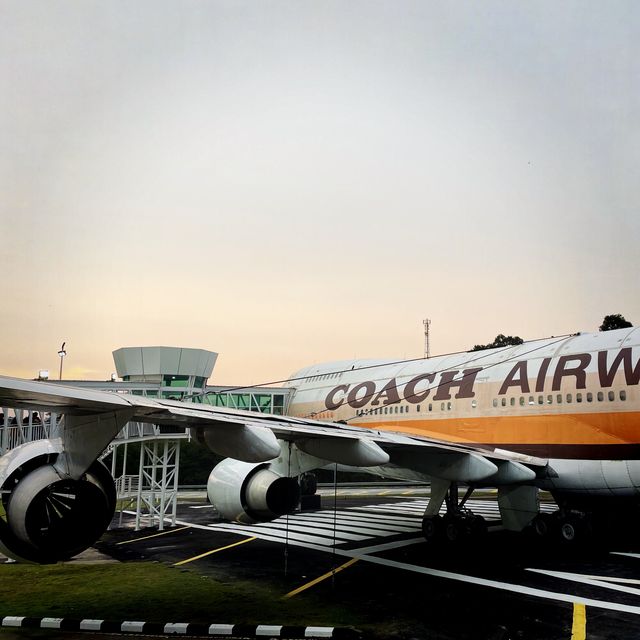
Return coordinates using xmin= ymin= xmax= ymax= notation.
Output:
xmin=58 ymin=342 xmax=66 ymax=380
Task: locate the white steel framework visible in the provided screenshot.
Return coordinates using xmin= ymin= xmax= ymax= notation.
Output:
xmin=134 ymin=439 xmax=181 ymax=531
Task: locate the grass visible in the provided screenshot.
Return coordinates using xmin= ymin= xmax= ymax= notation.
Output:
xmin=0 ymin=561 xmax=363 ymax=629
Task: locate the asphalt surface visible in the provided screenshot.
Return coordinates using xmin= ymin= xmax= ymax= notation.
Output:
xmin=101 ymin=489 xmax=640 ymax=639
xmin=3 ymin=488 xmax=640 ymax=639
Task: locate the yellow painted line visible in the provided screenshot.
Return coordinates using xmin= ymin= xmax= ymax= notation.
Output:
xmin=283 ymin=558 xmax=359 ymax=599
xmin=116 ymin=526 xmax=191 ymax=545
xmin=174 ymin=536 xmax=256 ymax=566
xmin=378 ymin=490 xmax=393 ymax=496
xmin=402 ymin=490 xmax=414 ymax=495
xmin=571 ymin=603 xmax=586 ymax=640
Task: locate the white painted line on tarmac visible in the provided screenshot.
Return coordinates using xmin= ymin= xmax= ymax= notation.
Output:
xmin=248 ymin=521 xmax=368 ymax=541
xmin=355 ymin=554 xmax=640 ymax=616
xmin=286 ymin=514 xmax=417 ymax=533
xmin=306 ymin=510 xmax=421 ymax=527
xmin=611 ymin=552 xmax=640 ymax=559
xmin=351 ymin=537 xmax=425 ymax=556
xmin=210 ymin=523 xmax=358 ymax=546
xmin=204 ymin=526 xmax=337 ymax=549
xmin=526 ymin=569 xmax=640 ymax=596
xmin=575 ymin=576 xmax=640 ymax=585
xmin=281 ymin=515 xmax=409 ymax=536
xmin=346 ymin=508 xmax=422 ymax=523
xmin=168 ymin=515 xmax=640 ymax=616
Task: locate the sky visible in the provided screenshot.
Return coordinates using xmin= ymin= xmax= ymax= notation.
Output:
xmin=1 ymin=1 xmax=638 ymax=385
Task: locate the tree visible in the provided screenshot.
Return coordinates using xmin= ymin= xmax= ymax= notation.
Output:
xmin=471 ymin=334 xmax=524 ymax=351
xmin=599 ymin=314 xmax=632 ymax=332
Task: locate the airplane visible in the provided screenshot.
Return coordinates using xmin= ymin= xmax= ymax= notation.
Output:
xmin=0 ymin=326 xmax=638 ymax=563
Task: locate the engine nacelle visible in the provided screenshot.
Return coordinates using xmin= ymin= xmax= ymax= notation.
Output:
xmin=0 ymin=440 xmax=116 ymax=563
xmin=207 ymin=458 xmax=300 ymax=525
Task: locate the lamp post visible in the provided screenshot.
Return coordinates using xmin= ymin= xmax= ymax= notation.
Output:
xmin=58 ymin=342 xmax=66 ymax=380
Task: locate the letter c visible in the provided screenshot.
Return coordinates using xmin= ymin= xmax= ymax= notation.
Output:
xmin=325 ymin=385 xmax=349 ymax=410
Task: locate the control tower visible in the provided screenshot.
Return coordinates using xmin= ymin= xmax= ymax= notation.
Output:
xmin=113 ymin=346 xmax=218 ymax=399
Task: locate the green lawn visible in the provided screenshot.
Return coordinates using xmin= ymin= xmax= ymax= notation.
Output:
xmin=0 ymin=561 xmax=376 ymax=632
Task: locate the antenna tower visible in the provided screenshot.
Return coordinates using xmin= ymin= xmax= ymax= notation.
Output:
xmin=423 ymin=318 xmax=431 ymax=358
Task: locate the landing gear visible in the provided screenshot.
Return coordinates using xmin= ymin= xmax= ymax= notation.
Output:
xmin=299 ymin=472 xmax=317 ymax=496
xmin=530 ymin=510 xmax=592 ymax=545
xmin=421 ymin=482 xmax=486 ymax=545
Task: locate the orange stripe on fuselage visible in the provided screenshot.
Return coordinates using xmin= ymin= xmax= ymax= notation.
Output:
xmin=359 ymin=411 xmax=640 ymax=447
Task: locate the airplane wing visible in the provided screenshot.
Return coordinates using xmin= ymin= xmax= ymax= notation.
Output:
xmin=0 ymin=374 xmax=546 ymax=484
xmin=0 ymin=375 xmax=548 ymax=563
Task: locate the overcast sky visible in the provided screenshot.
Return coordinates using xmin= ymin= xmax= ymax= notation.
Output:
xmin=1 ymin=1 xmax=638 ymax=384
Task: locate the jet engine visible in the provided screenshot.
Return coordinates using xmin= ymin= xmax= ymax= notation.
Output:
xmin=207 ymin=458 xmax=300 ymax=525
xmin=0 ymin=441 xmax=116 ymax=563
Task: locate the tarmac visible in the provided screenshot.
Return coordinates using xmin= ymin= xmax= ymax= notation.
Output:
xmin=3 ymin=487 xmax=640 ymax=639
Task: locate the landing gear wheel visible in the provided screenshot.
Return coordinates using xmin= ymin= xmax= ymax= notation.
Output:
xmin=557 ymin=513 xmax=590 ymax=545
xmin=443 ymin=514 xmax=464 ymax=543
xmin=559 ymin=519 xmax=577 ymax=542
xmin=532 ymin=513 xmax=556 ymax=539
xmin=299 ymin=472 xmax=317 ymax=496
xmin=422 ymin=514 xmax=443 ymax=542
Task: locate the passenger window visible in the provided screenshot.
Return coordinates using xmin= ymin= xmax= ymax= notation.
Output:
xmin=471 ymin=400 xmax=477 ymax=408
xmin=608 ymin=391 xmax=615 ymax=401
xmin=620 ymin=390 xmax=627 ymax=401
xmin=519 ymin=397 xmax=525 ymax=406
xmin=501 ymin=398 xmax=506 ymax=407
xmin=567 ymin=394 xmax=572 ymax=403
xmin=493 ymin=399 xmax=498 ymax=408
xmin=586 ymin=392 xmax=593 ymax=402
xmin=384 ymin=407 xmax=388 ymax=414
xmin=576 ymin=393 xmax=582 ymax=403
xmin=395 ymin=406 xmax=399 ymax=414
xmin=428 ymin=403 xmax=433 ymax=412
xmin=538 ymin=396 xmax=543 ymax=405
xmin=417 ymin=405 xmax=421 ymax=412
xmin=597 ymin=391 xmax=604 ymax=402
xmin=547 ymin=395 xmax=552 ymax=404
xmin=447 ymin=401 xmax=452 ymax=410
xmin=557 ymin=394 xmax=562 ymax=404
xmin=510 ymin=397 xmax=516 ymax=406
xmin=441 ymin=402 xmax=445 ymax=411
xmin=529 ymin=396 xmax=535 ymax=405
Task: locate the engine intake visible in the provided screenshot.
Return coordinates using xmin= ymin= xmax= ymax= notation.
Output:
xmin=207 ymin=458 xmax=300 ymax=524
xmin=0 ymin=451 xmax=115 ymax=564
